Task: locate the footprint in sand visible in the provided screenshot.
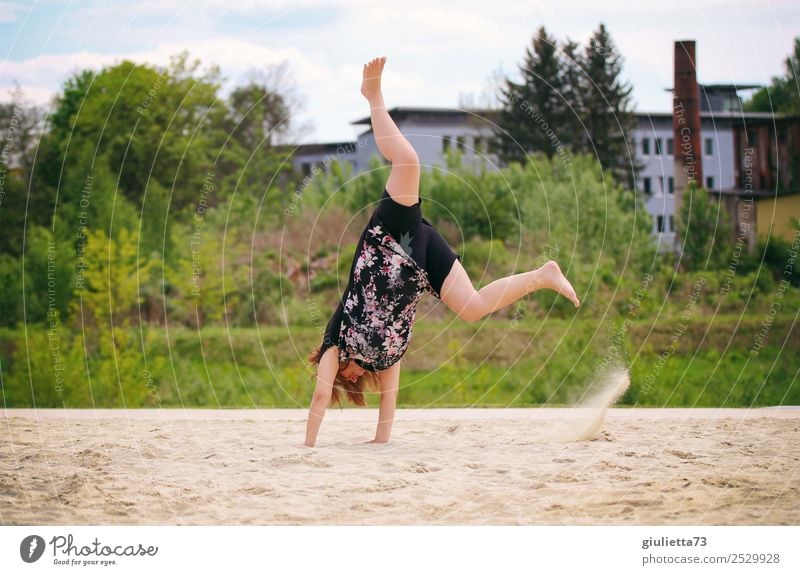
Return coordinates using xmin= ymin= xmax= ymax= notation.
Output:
xmin=667 ymin=449 xmax=699 ymax=460
xmin=363 ymin=479 xmax=409 ymax=493
xmin=269 ymin=453 xmax=332 ymax=468
xmin=76 ymin=448 xmax=112 ymax=468
xmin=701 ymin=477 xmax=755 ymax=489
xmin=405 ymin=462 xmax=441 ymax=474
xmin=241 ymin=486 xmax=273 ymax=496
xmin=549 ymin=472 xmax=580 ymax=483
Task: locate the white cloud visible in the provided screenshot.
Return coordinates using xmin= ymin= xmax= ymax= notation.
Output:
xmin=0 ymin=1 xmax=28 ymax=24
xmin=0 ymin=0 xmax=797 ymax=142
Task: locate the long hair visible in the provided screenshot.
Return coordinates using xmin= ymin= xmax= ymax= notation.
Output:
xmin=307 ymin=344 xmax=381 ymax=407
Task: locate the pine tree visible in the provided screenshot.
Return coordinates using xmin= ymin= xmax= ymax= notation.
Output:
xmin=581 ymin=24 xmax=639 ymax=187
xmin=676 ymin=184 xmax=732 ymax=271
xmin=559 ymin=38 xmax=586 ymax=151
xmin=746 ymin=36 xmax=800 ymax=114
xmin=492 ymin=26 xmax=567 ymax=164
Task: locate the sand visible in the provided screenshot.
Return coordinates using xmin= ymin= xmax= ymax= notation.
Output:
xmin=2 ymin=405 xmax=799 ymax=525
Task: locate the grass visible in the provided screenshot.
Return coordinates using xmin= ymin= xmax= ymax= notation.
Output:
xmin=1 ymin=314 xmax=797 ymax=408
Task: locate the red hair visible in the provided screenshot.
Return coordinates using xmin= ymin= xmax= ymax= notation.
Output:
xmin=307 ymin=344 xmax=381 ymax=407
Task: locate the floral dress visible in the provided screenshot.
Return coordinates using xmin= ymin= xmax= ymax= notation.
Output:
xmin=319 ymin=187 xmax=461 ymax=372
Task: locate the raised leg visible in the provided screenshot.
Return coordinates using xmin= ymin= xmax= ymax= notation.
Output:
xmin=440 ymin=259 xmax=580 ymax=322
xmin=361 ymin=56 xmax=420 ymax=207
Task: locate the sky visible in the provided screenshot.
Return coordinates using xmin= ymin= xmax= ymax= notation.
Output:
xmin=1 ymin=0 xmax=798 ymax=143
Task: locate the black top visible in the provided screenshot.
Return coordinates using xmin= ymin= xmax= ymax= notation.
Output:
xmin=319 ymin=187 xmax=461 ymax=371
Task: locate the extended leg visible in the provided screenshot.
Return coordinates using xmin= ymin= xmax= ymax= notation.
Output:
xmin=440 ymin=259 xmax=580 ymax=322
xmin=361 ymin=56 xmax=420 ymax=207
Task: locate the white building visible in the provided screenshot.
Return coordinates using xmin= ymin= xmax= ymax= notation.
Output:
xmin=292 ymin=86 xmax=762 ymax=248
xmin=635 ymin=111 xmax=739 ymax=246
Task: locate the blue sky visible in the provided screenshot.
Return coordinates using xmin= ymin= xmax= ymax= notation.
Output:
xmin=1 ymin=0 xmax=798 ymax=143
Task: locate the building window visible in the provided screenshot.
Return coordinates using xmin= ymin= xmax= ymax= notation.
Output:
xmin=706 ymin=176 xmax=715 ymax=190
xmin=443 ymin=135 xmax=451 ymax=153
xmin=642 ymin=138 xmax=650 ymax=155
xmin=473 ymin=136 xmax=483 ymax=152
xmin=658 ymin=176 xmax=664 ymax=195
xmin=657 ymin=215 xmax=665 ymax=233
xmin=669 ymin=215 xmax=675 ymax=232
xmin=643 ymin=177 xmax=652 ymax=194
xmin=456 ymin=135 xmax=465 ymax=151
xmin=705 ymin=137 xmax=713 ymax=156
xmin=666 ymin=138 xmax=674 ymax=156
xmin=655 ymin=138 xmax=663 ymax=155
xmin=668 ymin=177 xmax=674 ymax=194
xmin=301 ymin=162 xmax=311 ymax=176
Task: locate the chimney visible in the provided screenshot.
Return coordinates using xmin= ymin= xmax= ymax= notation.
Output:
xmin=672 ymin=40 xmax=703 ymax=248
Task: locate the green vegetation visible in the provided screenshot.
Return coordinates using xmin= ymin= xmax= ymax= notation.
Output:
xmin=745 ymin=37 xmax=800 ymax=114
xmin=2 ymin=314 xmax=797 ymax=408
xmin=1 ymin=50 xmax=798 ymax=410
xmin=493 ymin=24 xmax=639 ymax=187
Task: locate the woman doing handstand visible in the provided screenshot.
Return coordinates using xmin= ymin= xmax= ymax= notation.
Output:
xmin=304 ymin=56 xmax=580 ymax=447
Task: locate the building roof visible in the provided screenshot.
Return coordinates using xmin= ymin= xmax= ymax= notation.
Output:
xmin=711 ymin=187 xmax=774 ymax=199
xmin=663 ymin=83 xmax=763 ymax=92
xmin=350 ymin=106 xmax=789 ymax=127
xmin=290 ymin=141 xmax=359 ymax=154
xmin=700 ymin=83 xmax=762 ymax=91
xmin=350 ymin=106 xmax=497 ymax=125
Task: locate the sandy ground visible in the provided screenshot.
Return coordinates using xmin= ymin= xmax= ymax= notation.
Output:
xmin=2 ymin=407 xmax=799 ymax=525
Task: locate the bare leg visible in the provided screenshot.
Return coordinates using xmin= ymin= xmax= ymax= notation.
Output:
xmin=361 ymin=56 xmax=420 ymax=206
xmin=440 ymin=259 xmax=580 ymax=322
xmin=367 ymin=360 xmax=401 ymax=443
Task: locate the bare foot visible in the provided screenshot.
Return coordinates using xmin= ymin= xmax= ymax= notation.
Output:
xmin=535 ymin=260 xmax=581 ymax=308
xmin=361 ymin=56 xmax=386 ymax=103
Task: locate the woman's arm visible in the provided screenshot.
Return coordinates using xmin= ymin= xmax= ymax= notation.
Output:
xmin=369 ymin=360 xmax=400 ymax=443
xmin=304 ymin=346 xmax=339 ymax=447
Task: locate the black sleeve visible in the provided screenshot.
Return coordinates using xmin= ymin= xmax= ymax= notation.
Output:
xmin=374 ymin=187 xmax=423 ymax=242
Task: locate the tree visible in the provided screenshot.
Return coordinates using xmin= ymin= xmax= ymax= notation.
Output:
xmin=559 ymin=39 xmax=586 ymax=145
xmin=217 ymin=65 xmax=299 ymax=199
xmin=676 ymin=185 xmax=733 ymax=271
xmin=745 ymin=37 xmax=800 ymax=114
xmin=37 ymin=53 xmax=230 ymax=215
xmin=581 ymin=24 xmax=640 ymax=188
xmin=0 ymin=86 xmax=47 ymax=256
xmin=0 ymin=84 xmax=44 ymax=182
xmin=492 ymin=26 xmax=569 ymax=164
xmin=72 ymin=227 xmax=158 ymax=329
xmin=491 ymin=24 xmax=639 ymax=188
